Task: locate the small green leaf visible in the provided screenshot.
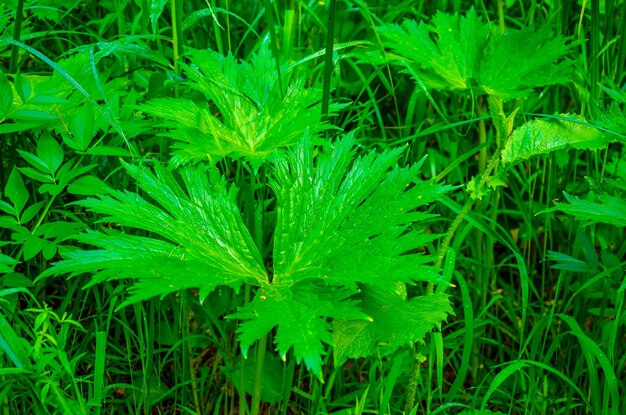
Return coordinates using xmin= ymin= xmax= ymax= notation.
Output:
xmin=69 ymin=105 xmax=97 ymax=151
xmin=5 ymin=168 xmax=28 ymax=216
xmin=17 ymin=167 xmax=54 ymax=184
xmin=36 ymin=134 xmax=64 ymax=174
xmin=150 ymin=0 xmax=169 ymax=35
xmin=22 ymin=235 xmax=48 ymax=261
xmin=12 ymin=109 xmax=57 ymax=121
xmin=20 ymin=201 xmax=44 ymax=224
xmin=13 ymin=74 xmax=32 ymax=103
xmin=17 ymin=150 xmax=50 ymax=173
xmin=0 ymin=201 xmax=15 ymax=216
xmin=0 ymin=254 xmax=20 ymax=274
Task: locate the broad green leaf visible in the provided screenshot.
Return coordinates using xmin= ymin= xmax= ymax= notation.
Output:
xmin=41 ymin=161 xmax=267 ymax=304
xmin=0 ymin=74 xmax=13 ymax=117
xmin=234 ymin=135 xmax=453 ymax=374
xmin=332 ymin=286 xmax=452 ymax=366
xmin=479 ymin=26 xmax=572 ymax=99
xmin=378 ymin=8 xmax=572 ymax=100
xmin=271 ymin=133 xmax=452 ymax=286
xmin=378 ymin=8 xmax=488 ymax=91
xmin=67 ymin=175 xmax=112 ymax=195
xmin=5 ymin=168 xmax=28 ymax=217
xmin=231 ymin=283 xmax=367 ymax=378
xmin=501 ymin=115 xmax=611 ymax=165
xmin=139 ymin=43 xmax=337 ymax=164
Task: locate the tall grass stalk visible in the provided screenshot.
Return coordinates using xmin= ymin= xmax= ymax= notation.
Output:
xmin=321 ymin=0 xmax=338 ymax=122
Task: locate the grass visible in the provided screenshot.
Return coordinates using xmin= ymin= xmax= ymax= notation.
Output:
xmin=1 ymin=1 xmax=625 ymax=414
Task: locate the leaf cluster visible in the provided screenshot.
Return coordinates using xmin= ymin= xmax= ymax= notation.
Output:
xmin=377 ymin=7 xmax=573 ymax=99
xmin=139 ymin=44 xmax=340 ymax=165
xmin=42 ymin=134 xmax=453 ymax=376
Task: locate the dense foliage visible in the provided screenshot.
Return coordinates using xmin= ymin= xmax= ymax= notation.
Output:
xmin=1 ymin=1 xmax=625 ymax=414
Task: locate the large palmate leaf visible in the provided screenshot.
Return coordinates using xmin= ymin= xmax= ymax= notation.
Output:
xmin=233 ymin=134 xmax=454 ymax=375
xmin=139 ymin=44 xmax=338 ymax=164
xmin=44 ymin=134 xmax=452 ymax=376
xmin=378 ymin=8 xmax=572 ymax=100
xmin=271 ymin=133 xmax=451 ymax=286
xmin=377 ymin=8 xmax=488 ymax=91
xmin=40 ymin=161 xmax=267 ymax=305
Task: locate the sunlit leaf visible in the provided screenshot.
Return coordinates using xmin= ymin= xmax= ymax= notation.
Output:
xmin=501 ymin=115 xmax=611 ymax=165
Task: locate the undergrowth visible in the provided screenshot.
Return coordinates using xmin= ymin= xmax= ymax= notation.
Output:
xmin=0 ymin=1 xmax=625 ymax=414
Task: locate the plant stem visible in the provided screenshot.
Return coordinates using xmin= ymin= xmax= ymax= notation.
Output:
xmin=321 ymin=0 xmax=337 ymax=123
xmin=9 ymin=0 xmax=25 ymax=72
xmin=171 ymin=0 xmax=184 ymax=97
xmin=251 ymin=335 xmax=268 ymax=415
xmin=262 ymin=0 xmax=284 ymax=98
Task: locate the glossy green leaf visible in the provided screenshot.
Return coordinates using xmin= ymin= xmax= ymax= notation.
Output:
xmin=150 ymin=0 xmax=169 ymax=35
xmin=501 ymin=115 xmax=611 ymax=165
xmin=271 ymin=133 xmax=452 ymax=286
xmin=378 ymin=8 xmax=488 ymax=91
xmin=41 ymin=161 xmax=268 ymax=305
xmin=67 ymin=175 xmax=112 ymax=195
xmin=378 ymin=8 xmax=572 ymax=100
xmin=332 ymin=286 xmax=452 ymax=366
xmin=139 ymin=43 xmax=338 ymax=164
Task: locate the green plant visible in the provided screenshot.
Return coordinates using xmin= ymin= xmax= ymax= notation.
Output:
xmin=40 ymin=132 xmax=453 ymax=407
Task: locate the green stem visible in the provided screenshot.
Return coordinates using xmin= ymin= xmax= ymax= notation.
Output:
xmin=251 ymin=335 xmax=268 ymax=415
xmin=262 ymin=0 xmax=284 ymax=98
xmin=321 ymin=0 xmax=337 ymax=123
xmin=9 ymin=0 xmax=25 ymax=72
xmin=171 ymin=0 xmax=184 ymax=96
xmin=404 ymin=347 xmax=422 ymax=413
xmin=496 ymin=0 xmax=505 ymax=34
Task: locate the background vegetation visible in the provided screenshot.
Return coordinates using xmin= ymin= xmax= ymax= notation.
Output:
xmin=1 ymin=0 xmax=625 ymax=414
